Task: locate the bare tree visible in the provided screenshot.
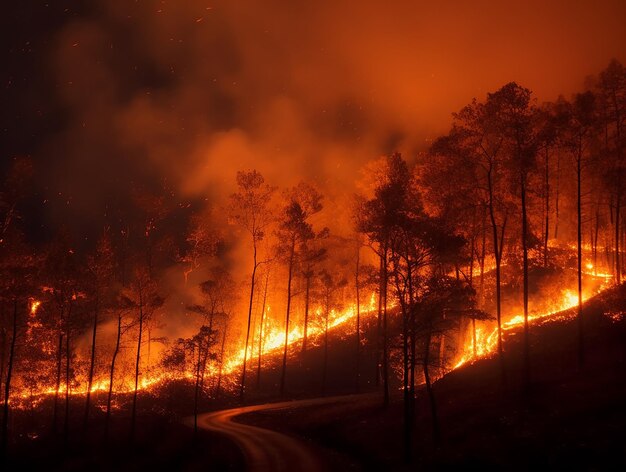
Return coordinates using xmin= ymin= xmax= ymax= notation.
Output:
xmin=431 ymin=97 xmax=513 ymax=384
xmin=318 ymin=269 xmax=347 ymax=396
xmin=187 ymin=267 xmax=237 ymax=424
xmin=83 ymin=230 xmax=114 ymax=431
xmin=44 ymin=233 xmax=86 ymax=443
xmin=180 ymin=213 xmax=220 ymax=285
xmin=597 ymin=60 xmax=626 ymax=284
xmin=256 ymin=266 xmax=270 ymax=389
xmin=229 ymin=170 xmax=275 ymax=403
xmin=104 ymin=306 xmax=125 ymax=443
xmin=123 ymin=267 xmax=164 ymax=443
xmin=300 ymin=230 xmax=328 ymax=354
xmin=276 ymin=182 xmax=324 ymax=396
xmin=491 ymin=82 xmax=538 ymax=393
xmin=0 ymin=232 xmax=37 ymax=455
xmin=561 ymin=91 xmax=598 ymax=366
xmin=356 ymin=153 xmax=413 ymax=406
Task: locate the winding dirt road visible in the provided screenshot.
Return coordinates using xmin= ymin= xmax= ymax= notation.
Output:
xmin=196 ymin=394 xmax=375 ymax=472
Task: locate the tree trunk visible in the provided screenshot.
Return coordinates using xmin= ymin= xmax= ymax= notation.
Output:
xmin=616 ymin=197 xmax=621 ymax=284
xmin=302 ymin=274 xmax=311 ymax=353
xmin=0 ymin=305 xmax=7 ymax=406
xmin=423 ymin=331 xmax=440 ymax=443
xmin=401 ymin=297 xmax=410 ymax=463
xmin=130 ymin=288 xmax=144 ymax=443
xmin=621 ymin=219 xmax=624 ymax=280
xmin=605 ymin=229 xmax=612 ymax=276
xmin=322 ymin=291 xmax=330 ymax=396
xmin=577 ymin=142 xmax=584 ymax=367
xmin=408 ymin=269 xmax=416 ymax=401
xmin=104 ymin=314 xmax=121 ymax=442
xmin=1 ymin=299 xmax=18 ymax=455
xmin=84 ymin=299 xmax=99 ymax=431
xmin=280 ymin=238 xmax=296 ymax=396
xmin=395 ymin=250 xmax=414 ymax=464
xmin=382 ymin=246 xmax=389 ymax=407
xmin=52 ymin=331 xmax=64 ymax=433
xmin=593 ymin=206 xmax=600 ymax=273
xmin=240 ymin=243 xmax=258 ymax=403
xmin=146 ymin=327 xmax=152 ymax=380
xmin=487 ymin=166 xmax=507 ymax=384
xmin=477 ymin=206 xmax=487 ymax=357
xmin=407 ymin=255 xmax=416 ymax=462
xmin=64 ymin=302 xmax=73 ymax=444
xmin=216 ymin=326 xmax=227 ymax=400
xmin=613 ymin=90 xmax=623 ymax=284
xmin=543 ymin=146 xmax=550 ymax=267
xmin=521 ymin=171 xmax=531 ymax=395
xmin=193 ymin=338 xmax=204 ymax=437
xmin=355 ymin=242 xmax=361 ymax=392
xmin=198 ymin=312 xmax=215 ymax=397
xmin=469 ymin=234 xmax=476 ymax=357
xmin=554 ymin=146 xmax=561 ymax=239
xmin=257 ymin=269 xmax=269 ymax=389
xmin=375 ymin=253 xmax=383 ymax=388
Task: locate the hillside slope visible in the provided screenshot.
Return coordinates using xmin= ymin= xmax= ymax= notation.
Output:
xmin=240 ymin=284 xmax=626 ymax=470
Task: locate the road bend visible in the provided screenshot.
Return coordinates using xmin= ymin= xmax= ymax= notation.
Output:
xmin=195 ymin=393 xmax=376 ymax=472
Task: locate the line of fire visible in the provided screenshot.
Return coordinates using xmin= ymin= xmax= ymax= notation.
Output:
xmin=2 ymin=3 xmax=626 ymax=470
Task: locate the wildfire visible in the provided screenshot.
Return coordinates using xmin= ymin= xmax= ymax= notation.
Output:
xmin=219 ymin=292 xmax=378 ymax=378
xmin=9 ymin=291 xmax=379 ymax=408
xmin=7 ymin=267 xmax=614 ymax=410
xmin=453 ymin=286 xmax=602 ymax=370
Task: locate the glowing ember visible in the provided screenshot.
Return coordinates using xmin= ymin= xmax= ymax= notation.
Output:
xmin=29 ymin=299 xmax=41 ymax=315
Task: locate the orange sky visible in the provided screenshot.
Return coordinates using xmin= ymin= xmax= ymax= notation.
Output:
xmin=4 ymin=0 xmax=626 ymax=228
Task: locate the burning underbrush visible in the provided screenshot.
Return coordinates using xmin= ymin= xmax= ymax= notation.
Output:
xmin=5 ymin=258 xmax=615 ymax=415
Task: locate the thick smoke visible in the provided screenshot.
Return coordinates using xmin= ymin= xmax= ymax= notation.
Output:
xmin=36 ymin=0 xmax=626 ymax=217
xmin=6 ymin=0 xmax=626 ymax=344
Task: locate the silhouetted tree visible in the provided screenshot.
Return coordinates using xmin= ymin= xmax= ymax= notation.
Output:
xmin=432 ymin=95 xmax=514 ymax=384
xmin=123 ymin=267 xmax=164 ymax=443
xmin=256 ymin=266 xmax=271 ymax=389
xmin=492 ymin=83 xmax=540 ymax=393
xmin=191 ymin=326 xmax=217 ymax=436
xmin=180 ymin=213 xmax=221 ymax=285
xmin=83 ymin=230 xmax=115 ymax=431
xmin=561 ymin=91 xmax=598 ymax=366
xmin=597 ymin=60 xmax=626 ymax=283
xmin=276 ymin=182 xmax=324 ymax=396
xmin=318 ymin=269 xmax=347 ymax=395
xmin=356 ymin=153 xmax=411 ymax=406
xmin=0 ymin=230 xmax=37 ymax=455
xmin=104 ymin=300 xmax=127 ymax=443
xmin=300 ymin=229 xmax=328 ymax=354
xmin=229 ymin=170 xmax=275 ymax=403
xmin=189 ymin=268 xmax=237 ymax=405
xmin=415 ymin=275 xmax=479 ymax=444
xmin=44 ymin=233 xmax=86 ymax=443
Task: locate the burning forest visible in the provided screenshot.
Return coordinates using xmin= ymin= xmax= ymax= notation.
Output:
xmin=2 ymin=1 xmax=626 ymax=470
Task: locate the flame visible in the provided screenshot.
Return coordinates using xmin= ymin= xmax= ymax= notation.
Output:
xmin=8 ymin=290 xmax=379 ymax=408
xmin=453 ymin=285 xmax=603 ymax=370
xmin=7 ymin=257 xmax=616 ymax=410
xmin=29 ymin=299 xmax=41 ymax=315
xmin=217 ymin=292 xmax=378 ymax=378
